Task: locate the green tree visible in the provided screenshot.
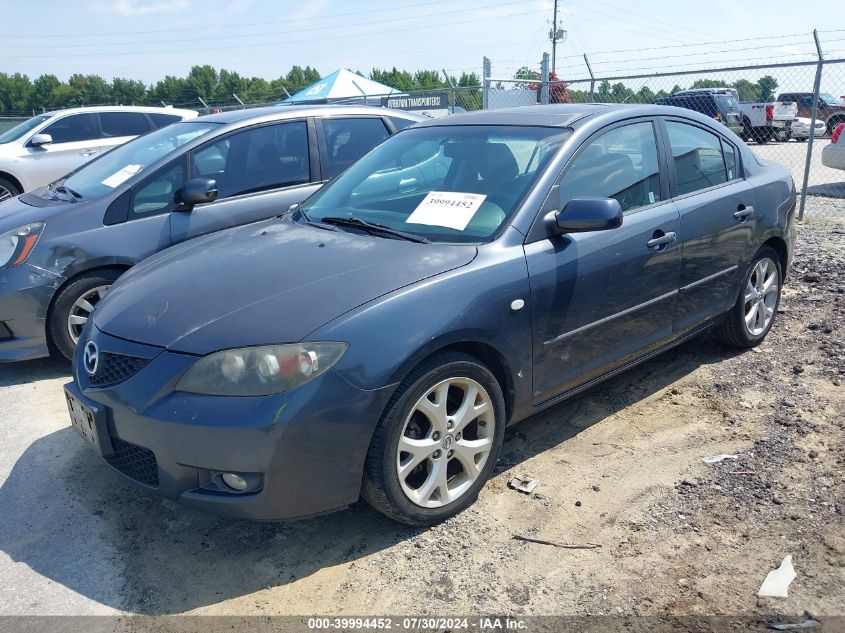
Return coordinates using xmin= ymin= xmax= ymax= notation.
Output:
xmin=0 ymin=73 xmax=34 ymax=113
xmin=370 ymin=68 xmax=416 ymax=91
xmin=691 ymin=78 xmax=728 ymax=90
xmin=148 ymin=75 xmax=190 ymax=104
xmin=111 ymin=77 xmax=147 ymax=105
xmin=732 ymin=79 xmax=760 ymax=102
xmin=413 ymin=70 xmax=445 ymax=90
xmin=758 ymin=75 xmax=778 ymax=102
xmin=186 ymin=65 xmax=218 ymax=102
xmin=597 ymin=80 xmax=612 ymax=101
xmin=636 ymin=85 xmax=655 ymax=104
xmin=31 ymin=74 xmax=61 ymax=111
xmin=215 ymin=69 xmax=247 ymax=102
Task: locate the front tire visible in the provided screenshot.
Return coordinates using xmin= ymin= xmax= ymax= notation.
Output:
xmin=0 ymin=177 xmax=21 ymax=203
xmin=715 ymin=246 xmax=782 ymax=348
xmin=49 ymin=269 xmax=123 ymax=360
xmin=362 ymin=351 xmax=506 ymax=525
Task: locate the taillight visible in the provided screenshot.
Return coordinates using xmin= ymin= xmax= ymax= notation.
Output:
xmin=833 ymin=123 xmax=844 ymax=144
xmin=765 ymin=104 xmax=774 ymax=121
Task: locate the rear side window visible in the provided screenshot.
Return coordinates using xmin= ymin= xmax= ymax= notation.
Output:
xmin=558 ymin=121 xmax=662 ymax=213
xmin=323 ymin=117 xmax=390 ymax=178
xmin=41 ymin=113 xmax=99 ymax=143
xmin=100 ymin=112 xmax=152 ymax=138
xmin=149 ymin=113 xmax=183 ymax=129
xmin=666 ymin=121 xmax=730 ymax=195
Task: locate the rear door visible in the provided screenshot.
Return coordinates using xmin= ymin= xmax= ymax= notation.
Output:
xmin=169 ymin=119 xmax=321 ymax=244
xmin=22 ymin=113 xmax=101 ymax=187
xmin=98 ymin=111 xmax=153 ymax=153
xmin=524 ymin=118 xmax=682 ymax=403
xmin=660 ymin=117 xmax=757 ymax=335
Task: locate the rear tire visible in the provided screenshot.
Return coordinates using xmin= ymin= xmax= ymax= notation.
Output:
xmin=715 ymin=246 xmax=782 ymax=348
xmin=48 ymin=269 xmax=123 ymax=360
xmin=0 ymin=177 xmax=21 ymax=203
xmin=362 ymin=351 xmax=506 ymax=525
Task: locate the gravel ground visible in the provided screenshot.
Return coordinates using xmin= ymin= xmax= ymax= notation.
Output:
xmin=0 ymin=198 xmax=842 ymax=621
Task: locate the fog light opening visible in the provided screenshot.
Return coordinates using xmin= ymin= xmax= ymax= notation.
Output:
xmin=221 ymin=472 xmax=248 ymax=491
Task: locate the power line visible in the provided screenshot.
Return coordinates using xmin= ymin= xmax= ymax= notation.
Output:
xmin=0 ymin=0 xmax=541 ymax=50
xmin=6 ymin=7 xmax=549 ymax=59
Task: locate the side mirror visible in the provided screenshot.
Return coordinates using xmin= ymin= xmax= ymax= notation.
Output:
xmin=29 ymin=133 xmax=52 ymax=148
xmin=176 ymin=178 xmax=217 ymax=211
xmin=552 ymin=197 xmax=623 ymax=234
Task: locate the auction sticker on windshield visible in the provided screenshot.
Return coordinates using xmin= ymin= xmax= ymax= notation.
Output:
xmin=101 ymin=164 xmax=143 ymax=188
xmin=406 ymin=191 xmax=486 ymax=231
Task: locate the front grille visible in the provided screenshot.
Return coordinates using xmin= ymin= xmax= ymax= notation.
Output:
xmin=89 ymin=352 xmax=150 ymax=387
xmin=105 ymin=436 xmax=159 ymax=487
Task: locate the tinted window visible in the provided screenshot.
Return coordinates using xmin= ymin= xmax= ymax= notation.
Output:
xmin=388 ymin=116 xmax=416 ymax=131
xmin=323 ymin=118 xmax=390 ymax=178
xmin=666 ymin=121 xmax=729 ymax=195
xmin=42 ymin=113 xmax=99 ymax=143
xmin=559 ymin=121 xmax=662 ymax=213
xmin=100 ymin=112 xmax=151 ymax=138
xmin=192 ymin=121 xmax=309 ymax=199
xmin=722 ymin=140 xmax=737 ymax=181
xmin=149 ymin=113 xmax=182 ymax=129
xmin=302 ymin=125 xmax=569 ymax=243
xmin=132 ymin=156 xmax=187 ymax=216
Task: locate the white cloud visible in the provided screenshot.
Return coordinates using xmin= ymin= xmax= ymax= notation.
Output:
xmin=97 ymin=0 xmax=191 ymax=16
xmin=289 ymin=0 xmax=329 ymax=21
xmin=776 ymin=44 xmax=801 ymax=56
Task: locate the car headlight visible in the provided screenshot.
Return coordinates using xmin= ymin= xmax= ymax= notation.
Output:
xmin=176 ymin=342 xmax=348 ymax=396
xmin=0 ymin=223 xmax=45 ymax=270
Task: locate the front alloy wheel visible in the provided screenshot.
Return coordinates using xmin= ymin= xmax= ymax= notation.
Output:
xmin=67 ymin=285 xmax=110 ymax=344
xmin=397 ymin=377 xmax=495 ymax=508
xmin=363 ymin=351 xmax=506 ymax=525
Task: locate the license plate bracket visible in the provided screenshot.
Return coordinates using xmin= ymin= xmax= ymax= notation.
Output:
xmin=65 ymin=388 xmax=112 ymax=456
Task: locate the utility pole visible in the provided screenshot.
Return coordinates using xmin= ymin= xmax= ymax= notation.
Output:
xmin=549 ymin=0 xmax=566 ymax=74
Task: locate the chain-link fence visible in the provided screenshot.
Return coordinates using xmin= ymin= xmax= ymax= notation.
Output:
xmin=0 ymin=117 xmax=29 ymax=134
xmin=482 ymin=50 xmax=845 ymax=210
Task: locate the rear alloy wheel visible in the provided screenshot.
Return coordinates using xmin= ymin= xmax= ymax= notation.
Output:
xmin=363 ymin=351 xmax=505 ymax=525
xmin=715 ymin=246 xmax=782 ymax=348
xmin=0 ymin=177 xmax=21 ymax=204
xmin=49 ymin=269 xmax=123 ymax=360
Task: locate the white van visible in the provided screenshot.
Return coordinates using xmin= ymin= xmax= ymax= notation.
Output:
xmin=0 ymin=106 xmax=197 ymax=201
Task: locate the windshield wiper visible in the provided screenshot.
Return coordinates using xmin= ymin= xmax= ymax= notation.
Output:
xmin=320 ymin=216 xmax=431 ymax=244
xmin=51 ymin=184 xmax=82 ymax=202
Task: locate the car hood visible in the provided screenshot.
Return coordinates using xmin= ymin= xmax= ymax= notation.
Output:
xmin=94 ymin=217 xmax=478 ymax=355
xmin=0 ymin=192 xmax=79 ymax=233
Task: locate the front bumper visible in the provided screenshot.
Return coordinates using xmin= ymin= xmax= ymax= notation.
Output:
xmin=67 ymin=328 xmax=394 ymax=521
xmin=0 ymin=264 xmax=62 ymax=361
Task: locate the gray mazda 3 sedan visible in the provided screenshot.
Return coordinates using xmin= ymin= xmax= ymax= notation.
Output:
xmin=66 ymin=104 xmax=796 ymax=525
xmin=0 ymin=105 xmax=424 ymax=361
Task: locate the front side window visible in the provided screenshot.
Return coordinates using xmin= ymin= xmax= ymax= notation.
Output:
xmin=302 ymin=125 xmax=569 ymax=243
xmin=322 ymin=118 xmax=390 ymax=178
xmin=666 ymin=121 xmax=730 ymax=196
xmin=61 ymin=121 xmax=218 ymax=200
xmin=100 ymin=112 xmax=151 ymax=138
xmin=42 ymin=113 xmax=99 ymax=144
xmin=132 ymin=156 xmax=187 ymax=216
xmin=192 ymin=121 xmax=310 ymax=199
xmin=558 ymin=121 xmax=662 ymax=213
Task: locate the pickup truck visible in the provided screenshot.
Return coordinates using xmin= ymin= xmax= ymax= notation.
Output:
xmin=669 ymin=88 xmax=797 ymax=144
xmin=777 ymin=92 xmax=845 ymax=136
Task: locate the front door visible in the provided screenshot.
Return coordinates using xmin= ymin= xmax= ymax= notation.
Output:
xmin=660 ymin=118 xmax=757 ymax=335
xmin=170 ymin=119 xmax=320 ymax=244
xmin=22 ymin=113 xmax=101 ymax=188
xmin=525 ymin=119 xmax=682 ymax=404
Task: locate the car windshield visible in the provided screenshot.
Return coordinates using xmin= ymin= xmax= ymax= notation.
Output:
xmin=301 ymin=125 xmax=569 ymax=243
xmin=57 ymin=120 xmax=220 ymax=200
xmin=0 ymin=115 xmax=51 ymax=144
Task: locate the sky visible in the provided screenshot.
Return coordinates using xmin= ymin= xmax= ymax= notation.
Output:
xmin=1 ymin=0 xmax=843 ymax=94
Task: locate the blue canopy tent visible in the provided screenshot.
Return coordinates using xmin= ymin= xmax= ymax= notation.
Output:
xmin=280 ymin=69 xmax=402 ymax=105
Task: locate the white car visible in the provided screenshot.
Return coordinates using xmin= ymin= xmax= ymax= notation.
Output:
xmin=821 ymin=123 xmax=845 ymax=170
xmin=0 ymin=106 xmax=197 ymax=201
xmin=790 ymin=117 xmax=826 ymax=141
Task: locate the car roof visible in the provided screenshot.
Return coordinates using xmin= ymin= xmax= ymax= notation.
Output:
xmin=41 ymin=105 xmax=197 ymax=117
xmin=197 ymin=104 xmax=427 ymax=125
xmin=412 ymin=103 xmax=690 ymax=128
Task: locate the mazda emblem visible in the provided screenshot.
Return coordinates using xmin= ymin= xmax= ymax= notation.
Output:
xmin=83 ymin=341 xmax=99 ymax=376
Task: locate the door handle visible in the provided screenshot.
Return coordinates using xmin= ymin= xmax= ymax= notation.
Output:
xmin=79 ymin=149 xmax=97 ymax=157
xmin=647 ymin=231 xmax=677 ymax=250
xmin=734 ymin=205 xmax=754 ymax=221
